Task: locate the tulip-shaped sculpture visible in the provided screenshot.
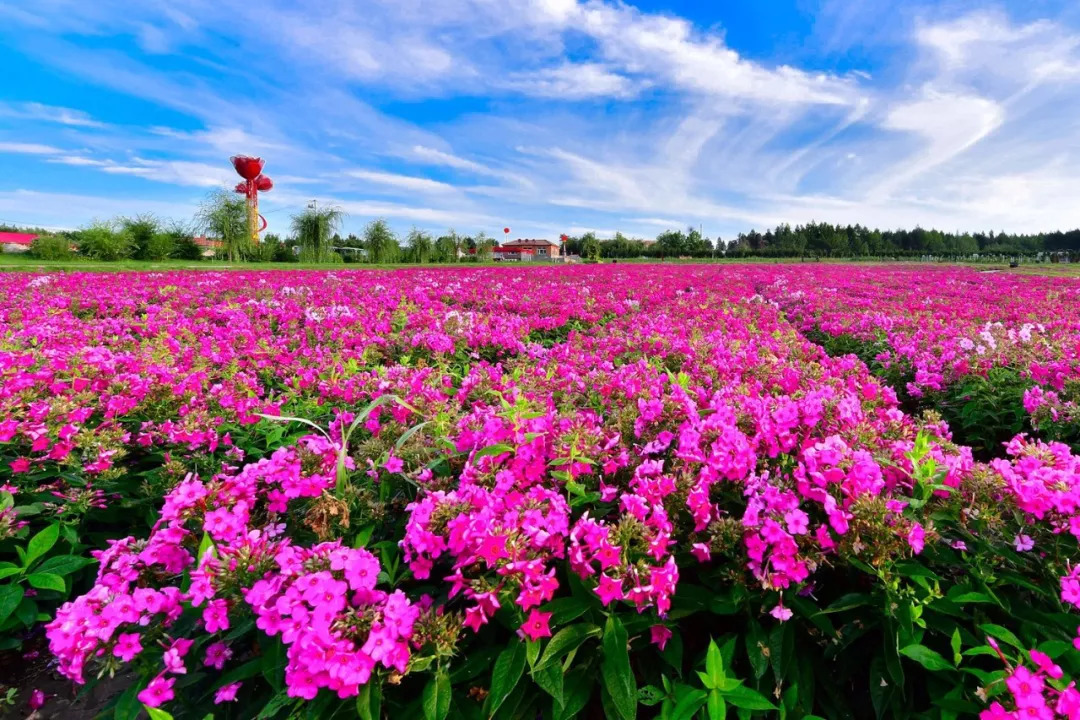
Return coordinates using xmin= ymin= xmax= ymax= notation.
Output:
xmin=230 ymin=155 xmax=273 ymax=244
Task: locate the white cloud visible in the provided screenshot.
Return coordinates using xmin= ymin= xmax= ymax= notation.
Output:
xmin=345 ymin=170 xmax=457 ymax=193
xmin=99 ymin=158 xmax=235 ymax=187
xmin=0 ymin=142 xmax=61 ymax=155
xmin=503 ymin=63 xmax=641 ymax=99
xmin=0 ymin=102 xmax=105 ymax=127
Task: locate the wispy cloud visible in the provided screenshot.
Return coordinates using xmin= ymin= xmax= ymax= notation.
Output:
xmin=0 ymin=0 xmax=1078 ymax=237
xmin=0 ymin=142 xmax=63 ymax=155
xmin=0 ymin=102 xmax=105 ymax=128
xmin=345 ymin=169 xmax=458 ymax=194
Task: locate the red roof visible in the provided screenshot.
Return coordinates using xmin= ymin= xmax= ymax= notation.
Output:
xmin=493 ymin=246 xmax=534 ymax=254
xmin=0 ymin=232 xmax=38 ymax=246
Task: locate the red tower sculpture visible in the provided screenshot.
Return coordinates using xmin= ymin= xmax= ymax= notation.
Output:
xmin=230 ymin=155 xmax=273 ymax=244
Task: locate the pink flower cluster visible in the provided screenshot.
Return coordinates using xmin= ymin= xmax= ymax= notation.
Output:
xmin=46 ymin=432 xmax=416 ymax=704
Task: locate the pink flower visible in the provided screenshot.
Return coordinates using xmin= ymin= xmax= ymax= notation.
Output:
xmin=28 ymin=689 xmax=46 ymax=711
xmin=137 ymin=674 xmax=175 ymax=708
xmin=650 ymin=625 xmax=672 ymax=651
xmin=112 ymin=633 xmax=142 ymax=662
xmin=204 ymin=642 xmax=233 ymax=671
xmin=595 ymin=574 xmax=624 ymax=606
xmin=1013 ymin=534 xmax=1034 ymax=552
xmin=9 ymin=457 xmax=30 ymax=474
xmin=384 ymin=456 xmax=404 ymax=474
xmin=214 ymin=682 xmax=242 ymax=704
xmin=203 ymin=599 xmax=230 ymax=633
xmin=1029 ymin=649 xmax=1063 ymax=679
xmin=162 ymin=638 xmax=194 ymax=675
xmin=770 ymin=603 xmax=793 ymax=622
xmin=907 ymin=523 xmax=925 ymax=555
xmin=690 ymin=543 xmax=711 ymax=562
xmin=518 ymin=609 xmax=552 ymax=642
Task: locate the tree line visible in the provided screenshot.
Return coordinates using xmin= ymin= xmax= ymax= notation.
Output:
xmin=6 ymin=195 xmax=1080 ymax=263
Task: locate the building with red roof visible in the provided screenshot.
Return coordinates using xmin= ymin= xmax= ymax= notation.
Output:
xmin=0 ymin=232 xmax=39 ymax=252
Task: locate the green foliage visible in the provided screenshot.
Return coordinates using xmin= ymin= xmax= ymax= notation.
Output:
xmin=293 ymin=204 xmax=345 ymax=264
xmin=406 ymin=228 xmax=434 ymax=263
xmin=28 ymin=234 xmax=73 ymax=260
xmin=364 ymin=219 xmax=399 ymax=264
xmin=197 ymin=189 xmax=249 ymax=262
xmin=75 ymin=220 xmax=136 ymax=261
xmin=0 ymin=498 xmax=93 ymax=650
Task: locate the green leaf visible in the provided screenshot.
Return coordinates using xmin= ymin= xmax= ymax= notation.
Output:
xmin=947 ymin=591 xmax=994 ymax=605
xmin=33 ymin=554 xmax=92 ymax=577
xmin=671 ymin=688 xmax=709 ymax=720
xmin=145 ymin=707 xmax=175 ymax=720
xmin=422 ymin=670 xmax=451 ymax=720
xmin=951 ymin=629 xmax=962 ymax=665
xmin=0 ymin=568 xmax=20 ymax=580
xmin=704 ymin=639 xmax=725 ymax=689
xmin=15 ymin=597 xmax=36 ymax=627
xmin=256 ymin=691 xmax=294 ymax=719
xmin=355 ymin=682 xmax=382 ymax=720
xmin=526 ymin=639 xmax=541 ymax=669
xmin=721 ymin=685 xmax=778 ymax=711
xmin=532 ymin=662 xmax=564 ymax=708
xmin=24 ymin=523 xmax=59 ymax=567
xmin=556 ymin=671 xmax=594 ymax=720
xmin=536 ymin=623 xmax=597 ymax=671
xmin=817 ymin=593 xmax=870 ymax=615
xmin=487 ymin=641 xmax=526 ymax=717
xmin=197 ymin=532 xmax=217 ymax=563
xmin=601 ymin=615 xmax=637 ymax=720
xmin=708 ymin=690 xmax=727 ymax=720
xmin=979 ymin=624 xmax=1023 ymax=651
xmin=474 ymin=443 xmax=515 ymax=461
xmin=899 ymin=644 xmax=953 ymax=672
xmin=745 ymin=621 xmax=769 ymax=680
xmin=0 ymin=585 xmax=25 ymax=626
xmin=638 ymin=686 xmax=664 ymax=707
xmin=27 ymin=573 xmax=65 ymax=593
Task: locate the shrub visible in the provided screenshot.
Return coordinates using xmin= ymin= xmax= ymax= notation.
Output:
xmin=170 ymin=235 xmax=204 ymax=261
xmin=28 ymin=234 xmax=73 ymax=260
xmin=74 ymin=221 xmax=135 ymax=260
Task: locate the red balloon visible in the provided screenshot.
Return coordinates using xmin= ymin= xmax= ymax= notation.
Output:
xmin=230 ymin=155 xmax=265 ymax=181
xmin=255 ymin=175 xmax=273 ymax=192
xmin=503 ymin=227 xmax=510 ymax=234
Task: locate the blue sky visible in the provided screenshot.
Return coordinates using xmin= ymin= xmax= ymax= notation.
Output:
xmin=1 ymin=0 xmax=1079 ymax=241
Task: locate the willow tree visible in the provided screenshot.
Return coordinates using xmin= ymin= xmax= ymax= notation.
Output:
xmin=196 ymin=189 xmax=248 ymax=262
xmin=364 ymin=219 xmax=399 ymax=264
xmin=292 ymin=204 xmax=345 ymax=263
xmin=406 ymin=227 xmax=433 ymax=263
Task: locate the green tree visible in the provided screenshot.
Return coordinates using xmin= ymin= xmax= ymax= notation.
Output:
xmin=29 ymin=234 xmax=73 ymax=260
xmin=292 ymin=203 xmax=345 ymax=264
xmin=164 ymin=222 xmax=201 ymax=260
xmin=75 ymin=220 xmax=135 ymax=261
xmin=197 ymin=189 xmax=249 ymax=262
xmin=580 ymin=232 xmax=601 ymax=260
xmin=121 ymin=214 xmax=171 ymax=260
xmin=474 ymin=231 xmax=494 ymax=262
xmin=434 ymin=229 xmax=461 ymax=263
xmin=406 ymin=228 xmax=433 ymax=263
xmin=364 ymin=219 xmax=399 ymax=264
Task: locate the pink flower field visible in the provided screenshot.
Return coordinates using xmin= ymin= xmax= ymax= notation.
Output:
xmin=2 ymin=264 xmax=1080 ymax=720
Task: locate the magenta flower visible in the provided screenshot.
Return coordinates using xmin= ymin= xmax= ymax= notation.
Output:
xmin=214 ymin=682 xmax=242 ymax=704
xmin=137 ymin=674 xmax=175 ymax=708
xmin=518 ymin=609 xmax=553 ymax=642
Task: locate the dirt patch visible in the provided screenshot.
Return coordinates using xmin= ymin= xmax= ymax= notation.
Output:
xmin=0 ymin=632 xmax=131 ymax=720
